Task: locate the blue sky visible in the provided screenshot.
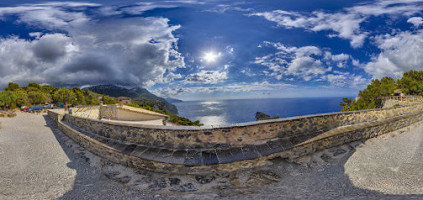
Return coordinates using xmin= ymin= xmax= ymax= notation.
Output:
xmin=0 ymin=0 xmax=423 ymax=100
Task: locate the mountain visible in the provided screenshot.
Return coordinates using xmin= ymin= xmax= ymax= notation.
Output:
xmin=86 ymin=85 xmax=178 ymax=114
xmin=165 ymin=97 xmax=183 ymax=103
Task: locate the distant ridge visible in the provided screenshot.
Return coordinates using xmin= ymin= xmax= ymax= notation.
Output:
xmin=87 ymin=85 xmax=178 ymax=114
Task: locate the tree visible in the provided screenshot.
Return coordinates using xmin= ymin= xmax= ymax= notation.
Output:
xmin=101 ymin=95 xmax=117 ymax=104
xmin=53 ymin=88 xmax=76 ymax=105
xmin=27 ymin=82 xmax=41 ymax=90
xmin=87 ymin=97 xmax=100 ymax=105
xmin=5 ymin=82 xmax=20 ymax=91
xmin=379 ymin=77 xmax=397 ymax=96
xmin=13 ymin=89 xmax=30 ymax=107
xmin=81 ymin=90 xmax=99 ymax=105
xmin=41 ymin=85 xmax=57 ymax=96
xmin=340 ymin=77 xmax=397 ymax=111
xmin=397 ymin=70 xmax=423 ymax=95
xmin=71 ymin=87 xmax=86 ymax=105
xmin=0 ymin=91 xmax=17 ymax=109
xmin=340 ymin=98 xmax=353 ymax=112
xmin=28 ymin=91 xmax=47 ymax=105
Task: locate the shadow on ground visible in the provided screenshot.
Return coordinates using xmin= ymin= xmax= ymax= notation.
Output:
xmin=43 ymin=115 xmax=157 ymax=200
xmin=43 ymin=115 xmax=423 ymax=200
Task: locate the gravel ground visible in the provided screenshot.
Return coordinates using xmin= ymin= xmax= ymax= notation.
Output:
xmin=1 ymin=113 xmax=422 ymax=200
xmin=0 ymin=113 xmax=156 ymax=200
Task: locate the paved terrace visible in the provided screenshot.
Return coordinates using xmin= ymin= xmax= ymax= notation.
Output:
xmin=0 ymin=113 xmax=422 ymax=199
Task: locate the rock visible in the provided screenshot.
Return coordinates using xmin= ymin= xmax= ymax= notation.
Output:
xmin=332 ymin=148 xmax=347 ymax=157
xmin=149 ymin=179 xmax=167 ymax=191
xmin=195 ymin=175 xmax=215 ymax=184
xmin=104 ymin=171 xmax=120 ymax=179
xmin=255 ymin=112 xmax=279 ymax=121
xmin=169 ymin=177 xmax=181 ymax=186
xmin=115 ymin=176 xmax=131 ymax=184
xmin=214 ymin=171 xmax=230 ymax=178
xmin=246 ymin=170 xmax=280 ymax=186
xmin=320 ymin=153 xmax=332 ymax=162
xmin=170 ymin=183 xmax=198 ymax=192
xmin=255 ymin=112 xmax=270 ymax=120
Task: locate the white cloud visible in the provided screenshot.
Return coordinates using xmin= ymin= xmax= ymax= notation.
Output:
xmin=203 ymin=4 xmax=252 ymax=13
xmin=251 ymin=0 xmax=423 ymax=48
xmin=255 ymin=42 xmax=332 ymax=81
xmin=364 ymin=30 xmax=423 ymax=78
xmin=255 ymin=42 xmax=365 ymax=85
xmin=408 ymin=17 xmax=423 ymax=27
xmin=240 ymin=69 xmax=256 ymax=77
xmin=183 ymin=70 xmax=228 ymax=84
xmin=152 ymin=81 xmax=293 ymax=97
xmin=325 ymin=72 xmax=368 ymax=88
xmin=119 ymin=3 xmax=176 ymax=15
xmin=324 ymin=52 xmax=350 ymax=68
xmin=0 ymin=3 xmax=185 ymax=88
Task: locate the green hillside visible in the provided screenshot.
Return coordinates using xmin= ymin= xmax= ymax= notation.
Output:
xmin=87 ymin=85 xmax=178 ymax=114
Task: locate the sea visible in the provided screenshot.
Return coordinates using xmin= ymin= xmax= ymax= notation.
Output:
xmin=174 ymin=97 xmax=350 ymax=126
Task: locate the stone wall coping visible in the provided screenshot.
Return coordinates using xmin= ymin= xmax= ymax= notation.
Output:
xmin=119 ymin=105 xmax=169 ymax=118
xmin=54 ymin=104 xmax=415 ymax=131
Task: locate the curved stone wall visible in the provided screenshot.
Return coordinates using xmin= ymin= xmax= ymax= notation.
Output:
xmin=48 ymin=103 xmax=423 ymax=174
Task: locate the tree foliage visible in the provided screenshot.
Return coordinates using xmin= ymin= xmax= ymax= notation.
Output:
xmin=397 ymin=70 xmax=423 ymax=95
xmin=71 ymin=87 xmax=86 ymax=105
xmin=340 ymin=70 xmax=423 ymax=112
xmin=1 ymin=82 xmax=100 ymax=108
xmin=0 ymin=91 xmax=17 ymax=109
xmin=28 ymin=91 xmax=47 ymax=105
xmin=341 ymin=77 xmax=397 ymax=111
xmin=53 ymin=88 xmax=76 ymax=105
xmin=101 ymin=95 xmax=117 ymax=104
xmin=5 ymin=82 xmax=20 ymax=91
xmin=14 ymin=89 xmax=30 ymax=107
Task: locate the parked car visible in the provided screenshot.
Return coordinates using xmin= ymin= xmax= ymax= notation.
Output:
xmin=56 ymin=103 xmax=64 ymax=108
xmin=43 ymin=104 xmax=53 ymax=109
xmin=20 ymin=106 xmax=29 ymax=112
xmin=28 ymin=105 xmax=43 ymax=112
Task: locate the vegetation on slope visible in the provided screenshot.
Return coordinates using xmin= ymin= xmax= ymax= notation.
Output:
xmin=87 ymin=85 xmax=178 ymax=114
xmin=340 ymin=70 xmax=423 ymax=111
xmin=0 ymin=82 xmax=115 ymax=109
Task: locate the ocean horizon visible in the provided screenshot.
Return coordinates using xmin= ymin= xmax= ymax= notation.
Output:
xmin=175 ymin=97 xmax=352 ymax=126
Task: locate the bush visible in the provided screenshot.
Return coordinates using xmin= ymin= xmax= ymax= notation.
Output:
xmin=169 ymin=115 xmax=204 ymax=126
xmin=0 ymin=91 xmax=17 ymax=109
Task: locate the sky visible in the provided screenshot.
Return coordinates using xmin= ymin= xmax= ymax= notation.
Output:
xmin=0 ymin=0 xmax=423 ymax=100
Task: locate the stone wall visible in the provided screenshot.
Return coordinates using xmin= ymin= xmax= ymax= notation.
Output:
xmin=383 ymin=99 xmax=418 ymax=108
xmin=71 ymin=106 xmax=100 ymax=119
xmin=48 ymin=104 xmax=423 ymax=174
xmin=71 ymin=105 xmax=167 ymax=121
xmin=116 ymin=107 xmax=166 ymax=121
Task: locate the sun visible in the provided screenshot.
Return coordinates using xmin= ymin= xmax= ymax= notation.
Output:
xmin=202 ymin=51 xmax=221 ymax=63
